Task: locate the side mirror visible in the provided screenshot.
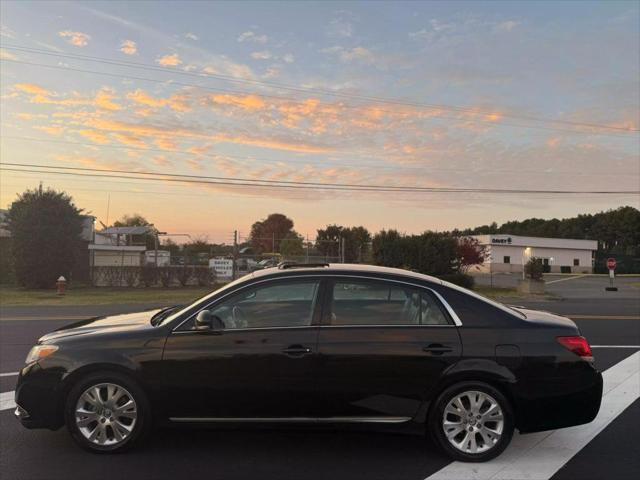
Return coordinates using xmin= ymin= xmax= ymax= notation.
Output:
xmin=195 ymin=310 xmax=224 ymax=333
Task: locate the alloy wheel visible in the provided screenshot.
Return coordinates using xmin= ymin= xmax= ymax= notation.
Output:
xmin=441 ymin=390 xmax=504 ymax=454
xmin=75 ymin=383 xmax=138 ymax=446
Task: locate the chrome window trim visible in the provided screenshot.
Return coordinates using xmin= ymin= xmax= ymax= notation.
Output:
xmin=171 ymin=325 xmax=317 ymax=334
xmin=169 ymin=416 xmax=411 ymax=424
xmin=172 ymin=273 xmax=463 ymax=332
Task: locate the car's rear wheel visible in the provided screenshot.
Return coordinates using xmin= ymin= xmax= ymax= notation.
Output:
xmin=65 ymin=372 xmax=150 ymax=453
xmin=429 ymin=381 xmax=514 ymax=462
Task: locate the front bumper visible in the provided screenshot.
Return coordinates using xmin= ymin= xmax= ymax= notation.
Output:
xmin=14 ymin=363 xmax=66 ymax=430
xmin=14 ymin=404 xmax=30 ymax=420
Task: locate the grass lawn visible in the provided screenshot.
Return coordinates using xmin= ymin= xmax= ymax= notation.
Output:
xmin=0 ymin=285 xmax=219 ymax=306
xmin=0 ymin=283 xmax=549 ymax=306
xmin=474 ymin=285 xmax=556 ymax=301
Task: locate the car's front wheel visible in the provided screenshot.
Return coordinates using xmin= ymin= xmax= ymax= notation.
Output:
xmin=429 ymin=381 xmax=514 ymax=462
xmin=65 ymin=372 xmax=150 ymax=453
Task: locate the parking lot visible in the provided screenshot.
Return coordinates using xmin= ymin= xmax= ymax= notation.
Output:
xmin=1 ymin=278 xmax=638 ymax=480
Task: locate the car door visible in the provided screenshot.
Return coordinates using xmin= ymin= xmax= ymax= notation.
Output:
xmin=161 ymin=277 xmax=324 ymax=419
xmin=316 ymin=276 xmax=462 ymax=421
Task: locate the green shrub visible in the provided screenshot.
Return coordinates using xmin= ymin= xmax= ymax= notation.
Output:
xmin=525 ymin=257 xmax=544 ymax=280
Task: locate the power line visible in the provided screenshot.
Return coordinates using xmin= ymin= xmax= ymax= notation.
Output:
xmin=5 ymin=161 xmax=640 ymax=191
xmin=3 ymin=44 xmax=637 ymax=133
xmin=2 ymin=135 xmax=638 ymax=178
xmin=1 ymin=165 xmax=637 ymax=195
xmin=2 ymin=174 xmax=626 ymax=203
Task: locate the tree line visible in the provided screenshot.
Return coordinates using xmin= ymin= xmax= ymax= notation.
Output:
xmin=2 ymin=185 xmax=638 ymax=288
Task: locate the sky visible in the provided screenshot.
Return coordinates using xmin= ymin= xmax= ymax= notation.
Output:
xmin=1 ymin=0 xmax=638 ymax=243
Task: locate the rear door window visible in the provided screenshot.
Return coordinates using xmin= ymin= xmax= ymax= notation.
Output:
xmin=328 ymin=279 xmax=451 ymax=326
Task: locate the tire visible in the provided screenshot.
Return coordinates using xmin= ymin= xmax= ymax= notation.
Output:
xmin=428 ymin=381 xmax=514 ymax=462
xmin=64 ymin=371 xmax=151 ymax=453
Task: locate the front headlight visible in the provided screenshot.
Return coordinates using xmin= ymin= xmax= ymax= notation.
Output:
xmin=25 ymin=345 xmax=58 ymax=364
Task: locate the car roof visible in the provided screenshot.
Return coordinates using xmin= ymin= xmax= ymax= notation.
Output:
xmin=249 ymin=263 xmax=444 ymax=285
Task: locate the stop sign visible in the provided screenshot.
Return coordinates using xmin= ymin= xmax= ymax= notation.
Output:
xmin=607 ymin=258 xmax=616 ymax=270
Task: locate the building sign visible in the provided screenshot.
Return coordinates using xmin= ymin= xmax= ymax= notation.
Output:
xmin=491 ymin=237 xmax=513 ymax=244
xmin=209 ymin=257 xmax=234 ymax=279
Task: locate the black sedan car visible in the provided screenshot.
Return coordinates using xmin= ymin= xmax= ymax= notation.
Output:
xmin=14 ymin=264 xmax=602 ymax=462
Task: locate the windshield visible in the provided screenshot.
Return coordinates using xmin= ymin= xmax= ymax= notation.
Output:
xmin=155 ymin=272 xmax=254 ymax=326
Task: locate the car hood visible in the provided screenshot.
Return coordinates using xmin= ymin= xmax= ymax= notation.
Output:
xmin=38 ymin=309 xmax=161 ymax=343
xmin=508 ymin=306 xmax=578 ymax=330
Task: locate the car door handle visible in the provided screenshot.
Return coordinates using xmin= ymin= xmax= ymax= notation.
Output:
xmin=422 ymin=344 xmax=453 ymax=355
xmin=282 ymin=345 xmax=312 ymax=357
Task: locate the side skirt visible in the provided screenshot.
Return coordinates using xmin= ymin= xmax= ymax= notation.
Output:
xmin=168 ymin=416 xmax=412 ymax=424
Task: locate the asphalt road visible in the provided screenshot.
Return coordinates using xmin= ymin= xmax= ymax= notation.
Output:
xmin=475 ymin=273 xmax=640 ymax=300
xmin=1 ymin=298 xmax=638 ymax=480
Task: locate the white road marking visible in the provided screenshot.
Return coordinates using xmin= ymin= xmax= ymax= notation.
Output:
xmin=545 ymin=274 xmax=588 ymax=284
xmin=425 ymin=351 xmax=640 ymax=480
xmin=0 ymin=391 xmax=16 ymax=411
xmin=0 ymin=372 xmax=19 ymax=377
xmin=592 ymin=345 xmax=640 ymax=349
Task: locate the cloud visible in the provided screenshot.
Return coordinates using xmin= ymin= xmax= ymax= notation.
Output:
xmin=13 ymin=83 xmax=123 ymax=110
xmin=157 ymin=53 xmax=182 ymax=66
xmin=78 ymin=129 xmax=110 ymax=143
xmin=120 ymin=39 xmax=137 ymax=55
xmin=495 ymin=20 xmax=520 ymax=32
xmin=202 ymin=57 xmax=255 ymax=80
xmin=546 ymin=136 xmax=562 ymax=148
xmin=34 ymin=125 xmax=65 ymax=135
xmin=58 ymin=30 xmax=90 ymax=47
xmin=250 ymin=50 xmax=272 ymax=60
xmin=184 ymin=32 xmax=198 ymax=41
xmin=237 ymin=31 xmax=268 ymax=43
xmin=282 ymin=53 xmax=295 ymax=64
xmin=127 ymin=89 xmax=191 ymax=112
xmin=152 ymin=155 xmax=172 ymax=167
xmin=14 ymin=83 xmax=49 ymax=95
xmin=80 ymin=118 xmax=334 ymax=154
xmin=322 ymin=46 xmax=375 ymax=65
xmin=94 ymin=89 xmax=122 ymax=111
xmin=1 ymin=25 xmax=16 ymax=38
xmin=263 ymin=67 xmax=280 ymax=79
xmin=327 ymin=14 xmax=354 ymax=38
xmin=0 ymin=48 xmax=17 ymax=60
xmin=207 ymin=93 xmax=266 ymax=110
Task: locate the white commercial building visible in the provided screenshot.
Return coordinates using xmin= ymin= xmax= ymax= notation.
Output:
xmin=470 ymin=234 xmax=597 ymax=274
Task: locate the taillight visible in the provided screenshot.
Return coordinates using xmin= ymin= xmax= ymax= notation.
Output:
xmin=557 ymin=336 xmax=593 ymax=360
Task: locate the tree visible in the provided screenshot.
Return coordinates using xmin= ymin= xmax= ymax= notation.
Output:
xmin=249 ymin=213 xmax=296 ymax=253
xmin=113 ymin=213 xmax=156 ymax=249
xmin=6 ymin=185 xmax=84 ymax=288
xmin=371 ymin=229 xmax=405 ymax=268
xmin=315 ymin=225 xmax=343 ymax=258
xmin=455 ymin=237 xmax=486 ymax=273
xmin=316 ymin=225 xmax=371 ymax=262
xmin=161 ymin=238 xmax=181 ymax=257
xmin=279 ymin=232 xmax=304 ymax=257
xmin=372 ymin=230 xmax=458 ymax=275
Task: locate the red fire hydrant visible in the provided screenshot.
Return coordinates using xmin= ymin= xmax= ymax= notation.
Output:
xmin=56 ymin=276 xmax=67 ymax=295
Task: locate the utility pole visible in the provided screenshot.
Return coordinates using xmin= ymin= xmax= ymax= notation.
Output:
xmin=232 ymin=229 xmax=238 ymax=280
xmin=342 ymin=236 xmax=346 ymax=263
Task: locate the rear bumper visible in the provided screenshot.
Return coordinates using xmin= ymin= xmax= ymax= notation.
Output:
xmin=516 ymin=368 xmax=603 ymax=433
